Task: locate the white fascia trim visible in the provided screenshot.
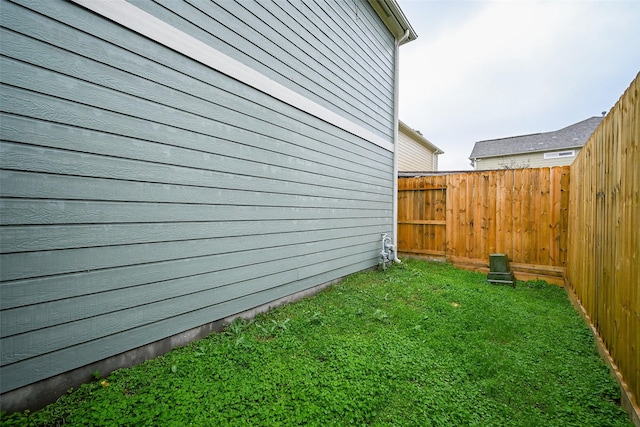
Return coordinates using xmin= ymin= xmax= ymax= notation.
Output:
xmin=399 ymin=120 xmax=444 ymax=155
xmin=368 ymin=0 xmax=417 ymax=44
xmin=70 ymin=0 xmax=394 ymax=152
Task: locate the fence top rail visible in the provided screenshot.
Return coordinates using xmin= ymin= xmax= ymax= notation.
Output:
xmin=399 ymin=166 xmax=568 ymax=178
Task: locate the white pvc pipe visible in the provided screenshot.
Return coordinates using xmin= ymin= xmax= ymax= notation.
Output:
xmin=392 ymin=30 xmax=410 ymax=263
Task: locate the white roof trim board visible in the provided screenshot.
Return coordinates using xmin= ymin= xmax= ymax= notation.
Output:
xmin=368 ymin=0 xmax=418 ymax=44
xmin=71 ymin=0 xmax=406 ymax=152
xmin=399 ymin=121 xmax=444 ymax=154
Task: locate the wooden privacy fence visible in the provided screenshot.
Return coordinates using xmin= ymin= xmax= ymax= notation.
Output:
xmin=566 ymin=72 xmax=639 ymax=419
xmin=398 ymin=166 xmax=570 ymax=285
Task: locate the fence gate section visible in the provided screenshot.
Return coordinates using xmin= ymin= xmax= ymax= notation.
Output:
xmin=397 ymin=175 xmax=447 ymax=258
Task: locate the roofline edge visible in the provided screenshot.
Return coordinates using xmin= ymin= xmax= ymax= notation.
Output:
xmin=399 ymin=120 xmax=444 ymax=154
xmin=368 ymin=0 xmax=418 ymax=44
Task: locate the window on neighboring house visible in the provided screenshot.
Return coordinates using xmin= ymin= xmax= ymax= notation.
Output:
xmin=544 ymin=150 xmax=575 ymax=159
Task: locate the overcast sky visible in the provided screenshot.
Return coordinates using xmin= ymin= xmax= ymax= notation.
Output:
xmin=396 ymin=0 xmax=640 ymax=171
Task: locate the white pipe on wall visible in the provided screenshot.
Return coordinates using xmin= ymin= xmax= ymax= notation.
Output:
xmin=392 ymin=29 xmax=410 ymax=262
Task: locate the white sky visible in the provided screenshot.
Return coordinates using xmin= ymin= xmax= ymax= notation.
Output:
xmin=396 ymin=0 xmax=640 ymax=170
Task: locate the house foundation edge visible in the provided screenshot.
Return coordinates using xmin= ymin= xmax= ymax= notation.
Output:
xmin=0 ymin=274 xmax=349 ymax=414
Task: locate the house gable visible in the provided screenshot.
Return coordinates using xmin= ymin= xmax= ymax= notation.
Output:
xmin=398 ymin=121 xmax=443 ymax=172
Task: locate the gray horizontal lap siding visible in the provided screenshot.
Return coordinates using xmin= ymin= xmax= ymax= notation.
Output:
xmin=0 ymin=0 xmax=395 ymax=394
xmin=126 ymin=0 xmax=395 ymax=141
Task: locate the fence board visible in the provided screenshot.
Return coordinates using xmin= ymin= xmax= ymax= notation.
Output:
xmin=465 ymin=173 xmax=474 ymax=258
xmin=504 ymin=170 xmax=515 ymax=261
xmin=488 ymin=171 xmax=497 ymax=255
xmin=475 ymin=173 xmax=484 ymax=259
xmin=539 ymin=169 xmax=551 ymax=265
xmin=549 ymin=167 xmax=561 ymax=265
xmin=512 ymin=169 xmax=524 ymax=263
xmin=494 ymin=170 xmax=504 ymax=255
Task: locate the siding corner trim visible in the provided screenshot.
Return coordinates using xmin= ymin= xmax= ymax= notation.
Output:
xmin=69 ymin=0 xmax=393 ymax=152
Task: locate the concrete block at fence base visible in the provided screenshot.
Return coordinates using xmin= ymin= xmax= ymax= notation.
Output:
xmin=487 ymin=254 xmax=516 ymax=287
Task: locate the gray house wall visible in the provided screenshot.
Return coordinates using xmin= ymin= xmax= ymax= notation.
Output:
xmin=0 ymin=0 xmax=400 ymax=409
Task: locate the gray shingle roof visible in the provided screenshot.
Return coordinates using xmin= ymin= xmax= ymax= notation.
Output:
xmin=469 ymin=116 xmax=603 ymax=160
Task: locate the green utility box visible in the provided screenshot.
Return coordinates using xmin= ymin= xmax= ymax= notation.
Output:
xmin=487 ymin=254 xmax=516 ymax=287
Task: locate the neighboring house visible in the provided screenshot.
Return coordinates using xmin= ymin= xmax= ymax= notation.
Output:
xmin=469 ymin=116 xmax=603 ymax=170
xmin=398 ymin=120 xmax=443 ymax=172
xmin=0 ymin=0 xmax=416 ymax=411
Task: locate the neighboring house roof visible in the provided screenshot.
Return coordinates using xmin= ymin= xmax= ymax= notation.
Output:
xmin=399 ymin=120 xmax=444 ymax=154
xmin=469 ymin=116 xmax=603 ymax=161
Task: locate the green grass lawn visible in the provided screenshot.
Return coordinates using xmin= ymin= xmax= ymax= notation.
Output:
xmin=2 ymin=259 xmax=632 ymax=426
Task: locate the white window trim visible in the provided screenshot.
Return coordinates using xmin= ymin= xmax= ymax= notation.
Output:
xmin=70 ymin=0 xmax=394 ymax=152
xmin=544 ymin=150 xmax=576 ymax=159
